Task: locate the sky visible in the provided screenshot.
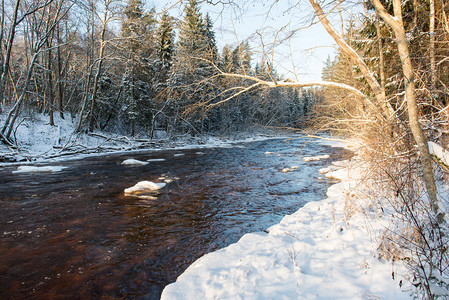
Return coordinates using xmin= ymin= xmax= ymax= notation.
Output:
xmin=149 ymin=0 xmax=339 ymax=81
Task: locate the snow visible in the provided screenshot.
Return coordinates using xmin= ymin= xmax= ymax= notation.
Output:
xmin=147 ymin=158 xmax=166 ymax=162
xmin=121 ymin=159 xmax=149 ymax=166
xmin=428 ymin=141 xmax=449 ymax=217
xmin=0 ymin=110 xmax=290 ymax=165
xmin=319 ymin=167 xmax=331 ymax=174
xmin=12 ymin=165 xmax=67 ymax=173
xmin=303 ymin=154 xmax=330 ymax=162
xmin=429 ymin=141 xmax=449 ymax=168
xmin=124 ymin=181 xmax=166 ymax=195
xmin=161 ymin=157 xmax=412 ymax=300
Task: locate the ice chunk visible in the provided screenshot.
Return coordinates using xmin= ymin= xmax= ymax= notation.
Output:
xmin=265 ymin=151 xmax=275 ymax=155
xmin=147 ymin=158 xmax=166 ymax=162
xmin=124 ymin=181 xmax=166 ymax=195
xmin=121 ymin=159 xmax=149 ymax=166
xmin=303 ymin=154 xmax=330 ymax=162
xmin=13 ymin=166 xmax=67 ymax=173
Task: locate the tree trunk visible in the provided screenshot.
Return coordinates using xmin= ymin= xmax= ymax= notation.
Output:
xmin=2 ymin=51 xmax=40 ymax=139
xmin=0 ymin=0 xmax=21 ymax=115
xmin=87 ymin=2 xmax=108 ymax=133
xmin=376 ymin=20 xmax=386 ymax=99
xmin=430 ymin=0 xmax=437 ymax=94
xmin=56 ymin=22 xmax=64 ymax=119
xmin=308 ymin=0 xmax=395 ymax=123
xmin=46 ymin=39 xmax=55 ymax=126
xmin=371 ymin=0 xmax=442 ymax=220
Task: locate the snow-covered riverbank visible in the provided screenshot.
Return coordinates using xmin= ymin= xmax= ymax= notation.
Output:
xmin=161 ymin=149 xmax=415 ymax=299
xmin=0 ymin=112 xmax=286 ymax=165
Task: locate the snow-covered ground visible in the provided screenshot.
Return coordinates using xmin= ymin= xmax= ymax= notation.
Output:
xmin=161 ymin=150 xmax=416 ymax=299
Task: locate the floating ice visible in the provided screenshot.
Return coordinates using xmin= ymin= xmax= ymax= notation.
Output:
xmin=174 ymin=153 xmax=185 ymax=157
xmin=303 ymin=154 xmax=330 ymax=162
xmin=124 ymin=181 xmax=166 ymax=195
xmin=121 ymin=159 xmax=149 ymax=166
xmin=265 ymin=151 xmax=275 ymax=155
xmin=13 ymin=166 xmax=67 ymax=173
xmin=147 ymin=158 xmax=166 ymax=162
xmin=281 ymin=168 xmax=292 ymax=173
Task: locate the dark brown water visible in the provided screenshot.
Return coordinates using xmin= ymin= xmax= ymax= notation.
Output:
xmin=0 ymin=138 xmax=351 ymax=299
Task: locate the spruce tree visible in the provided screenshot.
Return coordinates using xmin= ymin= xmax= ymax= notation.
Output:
xmin=168 ymin=0 xmax=217 ymax=134
xmin=153 ymin=12 xmax=174 ymax=93
xmin=120 ymin=0 xmax=157 ymax=136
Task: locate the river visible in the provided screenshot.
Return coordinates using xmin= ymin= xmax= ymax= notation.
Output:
xmin=0 ymin=138 xmax=351 ymax=299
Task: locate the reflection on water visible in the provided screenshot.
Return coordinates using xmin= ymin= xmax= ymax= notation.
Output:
xmin=0 ymin=138 xmax=352 ymax=299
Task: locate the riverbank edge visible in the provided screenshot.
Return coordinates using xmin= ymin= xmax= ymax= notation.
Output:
xmin=0 ymin=131 xmax=293 ymax=167
xmin=160 ymin=142 xmax=415 ymax=299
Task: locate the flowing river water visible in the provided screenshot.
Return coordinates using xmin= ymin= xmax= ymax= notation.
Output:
xmin=0 ymin=138 xmax=352 ymax=299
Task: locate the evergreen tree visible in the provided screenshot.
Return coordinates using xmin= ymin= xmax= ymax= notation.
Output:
xmin=168 ymin=0 xmax=218 ymax=134
xmin=120 ymin=0 xmax=157 ymax=136
xmin=232 ymin=42 xmax=251 ymax=74
xmin=221 ymin=45 xmax=234 ymax=72
xmin=202 ymin=13 xmax=218 ymax=65
xmin=153 ymin=12 xmax=174 ymax=93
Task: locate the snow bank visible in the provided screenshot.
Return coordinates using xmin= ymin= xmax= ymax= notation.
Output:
xmin=161 ymin=159 xmax=411 ymax=300
xmin=121 ymin=159 xmax=149 ymax=166
xmin=0 ymin=108 xmax=292 ymax=165
xmin=124 ymin=181 xmax=166 ymax=195
xmin=12 ymin=165 xmax=67 ymax=173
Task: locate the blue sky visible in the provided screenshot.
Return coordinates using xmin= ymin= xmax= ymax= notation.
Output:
xmin=149 ymin=0 xmax=338 ymax=81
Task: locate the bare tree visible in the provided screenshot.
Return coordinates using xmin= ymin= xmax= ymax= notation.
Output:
xmin=1 ymin=0 xmax=73 ymax=142
xmin=370 ymin=0 xmax=443 ymax=221
xmin=76 ymin=0 xmax=116 ymax=133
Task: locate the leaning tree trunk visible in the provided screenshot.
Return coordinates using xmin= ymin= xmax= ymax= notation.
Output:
xmin=308 ymin=0 xmax=396 ymax=124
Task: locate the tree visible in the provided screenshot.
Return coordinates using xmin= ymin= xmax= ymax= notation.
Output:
xmin=1 ymin=0 xmax=72 ymax=142
xmin=168 ymin=0 xmax=217 ymax=134
xmin=119 ymin=0 xmax=157 ymax=136
xmin=153 ymin=11 xmax=174 ymax=93
xmin=76 ymin=0 xmax=118 ymax=133
xmin=370 ymin=0 xmax=442 ymax=220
